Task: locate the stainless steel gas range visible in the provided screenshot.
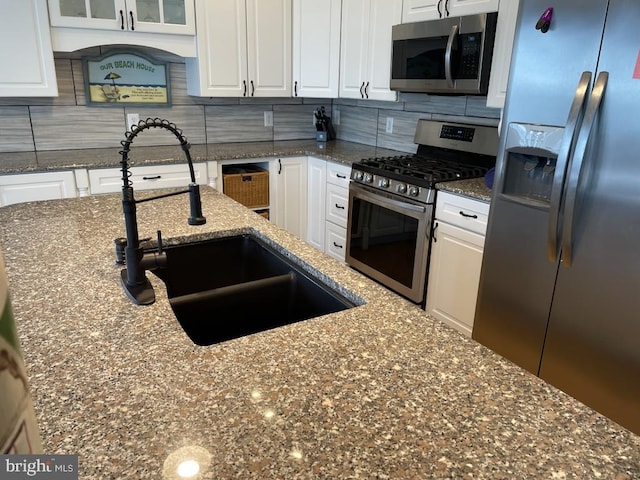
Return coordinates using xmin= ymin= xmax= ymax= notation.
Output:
xmin=346 ymin=119 xmax=498 ymax=305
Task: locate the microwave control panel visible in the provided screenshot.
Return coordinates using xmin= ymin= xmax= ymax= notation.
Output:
xmin=459 ymin=33 xmax=482 ymax=78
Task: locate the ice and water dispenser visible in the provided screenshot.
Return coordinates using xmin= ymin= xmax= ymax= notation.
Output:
xmin=501 ymin=123 xmax=565 ymax=204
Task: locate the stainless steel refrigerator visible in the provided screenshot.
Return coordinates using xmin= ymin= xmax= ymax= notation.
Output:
xmin=473 ymin=0 xmax=640 ymax=435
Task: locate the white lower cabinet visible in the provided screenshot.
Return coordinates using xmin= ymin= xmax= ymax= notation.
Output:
xmin=426 ymin=191 xmax=489 ymax=336
xmin=270 ymin=157 xmax=308 ymax=239
xmin=306 ymin=157 xmax=351 ymax=262
xmin=306 ymin=157 xmax=327 ymax=250
xmin=87 ymin=163 xmax=208 ymax=195
xmin=0 ymin=171 xmax=77 ymax=206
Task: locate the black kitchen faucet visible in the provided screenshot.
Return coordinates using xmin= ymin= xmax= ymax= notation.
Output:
xmin=117 ymin=117 xmax=206 ymax=305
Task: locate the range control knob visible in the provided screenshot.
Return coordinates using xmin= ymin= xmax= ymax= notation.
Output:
xmin=353 ymin=171 xmax=364 ymax=181
xmin=408 ymin=186 xmax=420 ymax=197
xmin=363 ymin=173 xmax=373 ymax=183
xmin=396 ymin=183 xmax=407 ymax=194
xmin=378 ymin=178 xmax=390 ymax=188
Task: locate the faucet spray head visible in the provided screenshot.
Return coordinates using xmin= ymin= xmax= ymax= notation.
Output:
xmin=188 ymin=183 xmax=207 ymax=226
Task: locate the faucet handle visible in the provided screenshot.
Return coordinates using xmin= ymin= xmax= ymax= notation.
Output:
xmin=156 ymin=230 xmax=164 ymax=254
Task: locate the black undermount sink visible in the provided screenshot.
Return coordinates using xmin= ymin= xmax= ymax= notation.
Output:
xmin=152 ymin=234 xmax=355 ymax=346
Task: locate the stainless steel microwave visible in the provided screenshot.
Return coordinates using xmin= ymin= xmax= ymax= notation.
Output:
xmin=391 ymin=12 xmax=498 ymax=95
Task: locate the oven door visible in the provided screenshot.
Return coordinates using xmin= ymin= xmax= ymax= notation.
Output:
xmin=346 ymin=183 xmax=433 ymax=303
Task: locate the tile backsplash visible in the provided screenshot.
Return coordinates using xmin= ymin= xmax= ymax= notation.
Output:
xmin=0 ymin=47 xmax=500 ymax=171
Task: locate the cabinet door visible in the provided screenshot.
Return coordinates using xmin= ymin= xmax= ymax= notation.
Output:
xmin=0 ymin=0 xmax=58 ymax=97
xmin=270 ymin=157 xmax=308 ymax=239
xmin=447 ymin=0 xmax=498 ymax=17
xmin=486 ymin=0 xmax=519 ymax=108
xmin=306 ymin=157 xmax=327 ymax=251
xmin=48 ymin=0 xmax=123 ymax=29
xmin=128 ymin=0 xmax=195 ymax=35
xmin=366 ymin=0 xmax=401 ymax=101
xmin=339 ymin=0 xmax=370 ymax=99
xmin=246 ymin=0 xmax=292 ymax=97
xmin=49 ymin=0 xmax=194 ymax=33
xmin=186 ymin=0 xmax=248 ymax=97
xmin=426 ymin=220 xmax=485 ymax=337
xmin=292 ymin=0 xmax=341 ymax=98
xmin=401 ymin=0 xmax=442 ymax=23
xmin=0 ymin=171 xmax=77 ymax=207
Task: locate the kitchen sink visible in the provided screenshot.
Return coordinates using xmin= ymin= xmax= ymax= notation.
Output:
xmin=152 ymin=234 xmax=356 ymax=345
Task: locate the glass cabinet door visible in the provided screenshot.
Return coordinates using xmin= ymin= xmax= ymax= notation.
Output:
xmin=50 ymin=0 xmax=123 ymax=29
xmin=48 ymin=0 xmax=194 ymax=34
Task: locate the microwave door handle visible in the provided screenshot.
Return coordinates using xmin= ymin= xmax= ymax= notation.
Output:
xmin=444 ymin=24 xmax=458 ymax=88
xmin=547 ymin=71 xmax=592 ymax=263
xmin=560 ymin=71 xmax=608 ymax=267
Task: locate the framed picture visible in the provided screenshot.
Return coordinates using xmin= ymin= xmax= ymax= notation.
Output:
xmin=82 ymin=50 xmax=171 ymax=106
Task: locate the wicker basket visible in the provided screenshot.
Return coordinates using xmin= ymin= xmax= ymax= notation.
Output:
xmin=222 ymin=165 xmax=269 ymax=208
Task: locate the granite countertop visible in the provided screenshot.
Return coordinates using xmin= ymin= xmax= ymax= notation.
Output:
xmin=0 ymin=140 xmax=405 ymax=174
xmin=1 ymin=188 xmax=638 ymax=479
xmin=438 ymin=178 xmax=493 ymax=203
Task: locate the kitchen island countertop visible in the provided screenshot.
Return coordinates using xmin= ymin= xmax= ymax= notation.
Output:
xmin=1 ymin=188 xmax=638 ymax=479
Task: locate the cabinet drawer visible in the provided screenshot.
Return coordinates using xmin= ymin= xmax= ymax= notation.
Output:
xmin=325 ymin=221 xmax=347 ymax=262
xmin=326 ymin=161 xmax=351 ymax=188
xmin=435 ymin=191 xmax=490 ymax=235
xmin=88 ymin=163 xmax=207 ymax=195
xmin=326 ymin=182 xmax=349 ymax=227
xmin=0 ymin=171 xmax=76 ymax=206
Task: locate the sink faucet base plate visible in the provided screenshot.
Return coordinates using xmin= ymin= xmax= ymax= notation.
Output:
xmin=120 ymin=269 xmax=155 ymax=305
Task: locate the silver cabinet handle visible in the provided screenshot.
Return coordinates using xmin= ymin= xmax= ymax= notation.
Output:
xmin=561 ymin=71 xmax=608 ymax=267
xmin=444 ymin=24 xmax=458 ymax=88
xmin=547 ymin=71 xmax=592 ymax=263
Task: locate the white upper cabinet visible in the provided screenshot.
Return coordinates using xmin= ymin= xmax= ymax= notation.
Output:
xmin=486 ymin=0 xmax=519 ymax=108
xmin=339 ymin=0 xmax=402 ymax=101
xmin=402 ymin=0 xmax=498 ymax=23
xmin=292 ymin=0 xmax=341 ymax=98
xmin=186 ymin=0 xmax=292 ymax=97
xmin=47 ymin=0 xmax=197 ymax=56
xmin=0 ymin=0 xmax=58 ymax=97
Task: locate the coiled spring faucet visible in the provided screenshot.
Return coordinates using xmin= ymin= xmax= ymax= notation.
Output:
xmin=118 ymin=118 xmax=206 ymax=305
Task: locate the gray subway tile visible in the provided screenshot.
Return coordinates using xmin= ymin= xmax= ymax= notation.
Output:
xmin=465 ymin=96 xmax=501 ymax=119
xmin=274 ymin=104 xmax=321 ymax=141
xmin=0 ymin=107 xmax=35 ymax=153
xmin=31 ymin=106 xmax=124 ymax=151
xmin=124 ymin=105 xmax=206 ymax=147
xmin=403 ymin=95 xmax=467 ymax=116
xmin=332 ymin=105 xmax=377 ymax=146
xmin=376 ymin=110 xmax=424 ymax=153
xmin=205 ymin=105 xmax=273 ymax=143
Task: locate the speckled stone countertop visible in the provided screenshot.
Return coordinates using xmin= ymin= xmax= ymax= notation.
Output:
xmin=0 ymin=139 xmax=403 ymax=174
xmin=1 ymin=189 xmax=639 ymax=479
xmin=437 ymin=177 xmax=493 ymax=203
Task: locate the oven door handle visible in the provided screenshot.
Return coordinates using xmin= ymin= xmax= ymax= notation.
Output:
xmin=444 ymin=24 xmax=458 ymax=88
xmin=351 ymin=185 xmax=427 ymax=214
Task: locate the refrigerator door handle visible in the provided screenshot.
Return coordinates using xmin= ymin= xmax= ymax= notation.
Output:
xmin=560 ymin=71 xmax=609 ymax=267
xmin=547 ymin=71 xmax=592 ymax=262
